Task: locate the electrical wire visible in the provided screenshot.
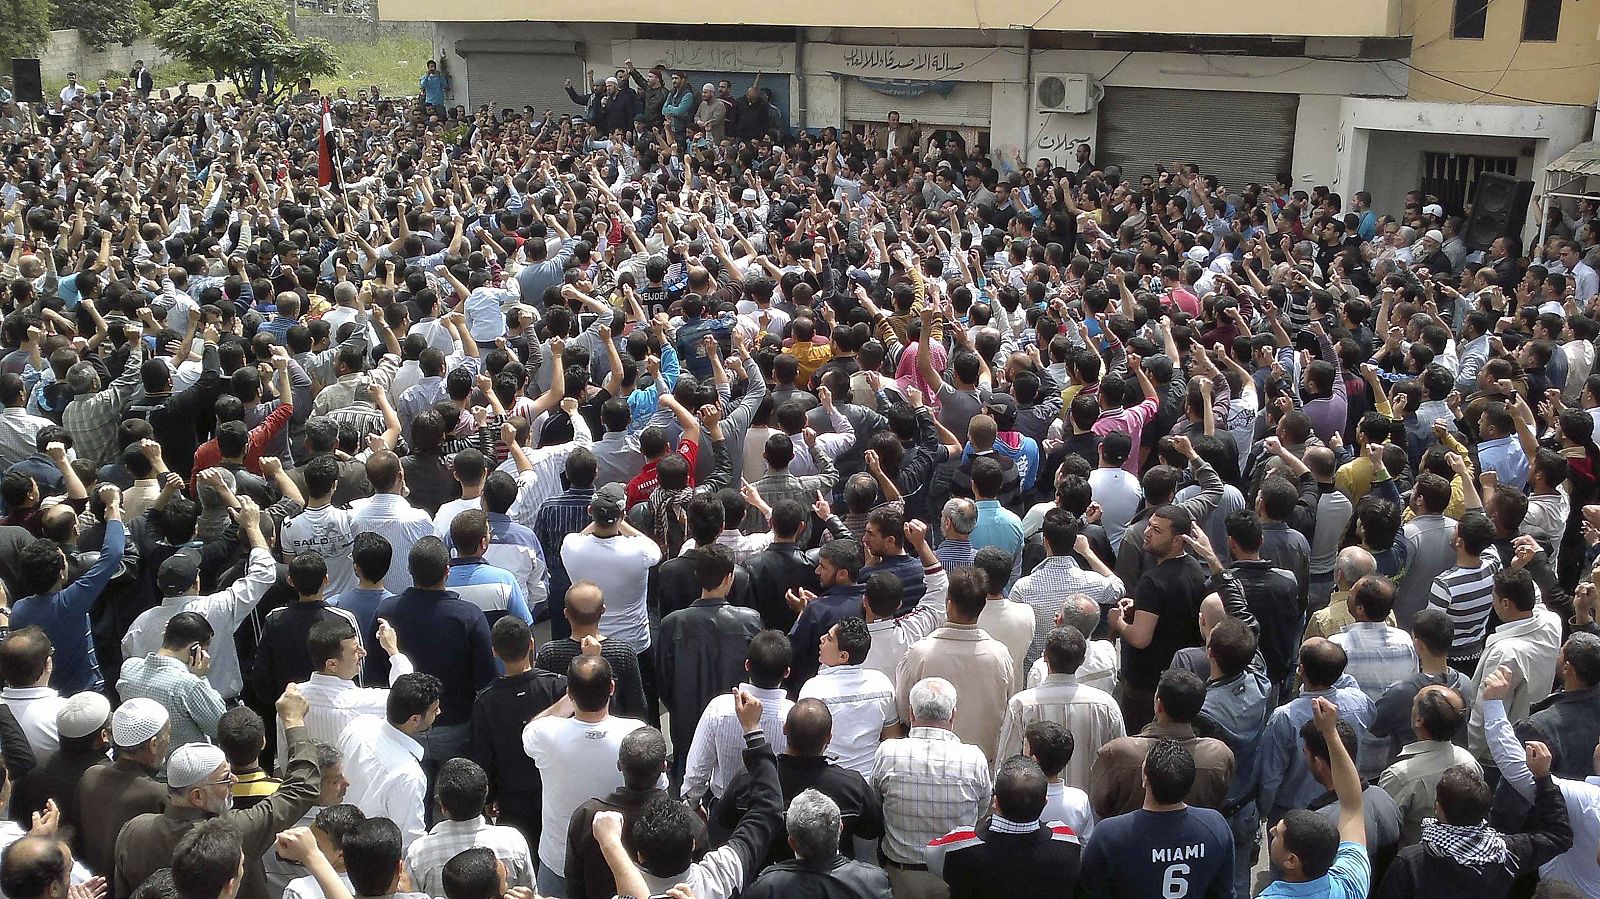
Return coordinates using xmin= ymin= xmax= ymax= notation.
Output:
xmin=1303 ymin=54 xmax=1598 ymax=108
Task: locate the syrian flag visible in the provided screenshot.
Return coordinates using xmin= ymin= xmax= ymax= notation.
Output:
xmin=317 ymin=98 xmax=343 ymax=191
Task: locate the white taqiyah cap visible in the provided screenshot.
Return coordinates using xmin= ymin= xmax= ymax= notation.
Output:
xmin=167 ymin=743 xmax=227 ymax=791
xmin=112 ymin=697 xmax=170 ymax=747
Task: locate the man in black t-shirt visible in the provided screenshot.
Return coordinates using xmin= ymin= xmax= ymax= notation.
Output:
xmin=1109 ymin=504 xmax=1208 ymax=733
xmin=469 ymin=615 xmax=566 ymax=848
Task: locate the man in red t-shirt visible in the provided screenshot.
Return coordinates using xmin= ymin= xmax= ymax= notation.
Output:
xmin=624 ymin=393 xmax=702 ymax=506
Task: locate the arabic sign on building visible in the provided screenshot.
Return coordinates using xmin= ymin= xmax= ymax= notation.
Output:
xmin=855 ymin=78 xmax=957 ymax=98
xmin=608 ymin=40 xmax=795 ymax=74
xmin=1028 ymin=108 xmax=1096 ymax=167
xmin=807 ymin=43 xmax=1024 ymax=83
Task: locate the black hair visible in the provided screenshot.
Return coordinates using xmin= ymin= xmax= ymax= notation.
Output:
xmin=1143 ymin=739 xmax=1196 ymax=804
xmin=440 ymin=847 xmax=500 ymax=899
xmin=1155 ymin=668 xmax=1206 ymax=723
xmin=1024 ymin=719 xmax=1074 ymax=778
xmin=992 ymin=756 xmax=1048 ymax=823
xmin=342 ymin=818 xmax=404 ymax=898
xmin=386 ymin=672 xmax=442 ymax=726
xmin=1278 ymin=808 xmax=1340 ymax=880
xmin=171 ymin=821 xmax=243 ymax=899
xmin=434 ymin=757 xmax=489 ymax=821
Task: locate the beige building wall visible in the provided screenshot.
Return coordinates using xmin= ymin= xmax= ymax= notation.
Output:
xmin=1405 ymin=0 xmax=1600 ymax=105
xmin=385 ymin=0 xmax=1403 ymax=38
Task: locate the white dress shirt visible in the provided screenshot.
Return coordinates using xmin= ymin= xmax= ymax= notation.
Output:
xmin=862 ymin=575 xmax=949 ymax=681
xmin=1026 ymin=641 xmax=1121 ymax=695
xmin=1041 ymin=781 xmax=1095 ymax=838
xmin=1483 ymin=698 xmax=1600 ymax=895
xmin=120 ymin=547 xmax=277 ymax=699
xmin=798 ymin=664 xmax=899 ymax=776
xmin=682 ymin=683 xmax=791 ymax=800
xmin=339 ymin=715 xmax=428 ymax=848
xmin=350 ymin=494 xmax=435 ymax=593
xmin=275 ymin=659 xmax=414 ymax=770
xmin=283 ymin=871 xmax=353 ymax=899
xmin=505 ymin=416 xmax=593 ymax=526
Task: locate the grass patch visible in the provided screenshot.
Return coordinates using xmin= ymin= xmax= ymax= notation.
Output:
xmin=144 ymin=34 xmax=431 ymax=99
xmin=315 ymin=35 xmax=431 ymax=98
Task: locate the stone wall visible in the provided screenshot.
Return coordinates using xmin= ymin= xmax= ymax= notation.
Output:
xmin=291 ymin=13 xmax=432 ymax=44
xmin=38 ymin=30 xmax=168 ymax=85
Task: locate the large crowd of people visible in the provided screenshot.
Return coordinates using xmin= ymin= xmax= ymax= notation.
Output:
xmin=0 ymin=54 xmax=1592 ymax=899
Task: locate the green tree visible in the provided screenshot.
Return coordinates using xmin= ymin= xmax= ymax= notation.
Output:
xmin=153 ymin=0 xmax=336 ymax=103
xmin=0 ymin=0 xmax=51 ymax=61
xmin=52 ymin=0 xmax=144 ymax=49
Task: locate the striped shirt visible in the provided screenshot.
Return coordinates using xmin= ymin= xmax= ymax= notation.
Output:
xmin=682 ymin=683 xmax=791 ymax=802
xmin=1430 ymin=551 xmax=1501 ymax=661
xmin=534 ymin=486 xmax=594 ymax=587
xmin=274 ymin=661 xmax=416 ymax=770
xmin=871 ymin=726 xmax=993 ymax=865
xmin=934 ymin=538 xmax=975 ymax=572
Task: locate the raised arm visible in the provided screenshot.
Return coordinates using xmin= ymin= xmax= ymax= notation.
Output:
xmin=1312 ymin=697 xmax=1365 ymax=848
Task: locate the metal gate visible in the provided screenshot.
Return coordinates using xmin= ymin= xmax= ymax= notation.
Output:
xmin=1097 ymin=87 xmax=1297 ymax=192
xmin=1421 ymin=153 xmax=1518 ymax=218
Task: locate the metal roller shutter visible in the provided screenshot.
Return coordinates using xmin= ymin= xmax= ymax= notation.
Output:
xmin=1097 ymin=87 xmax=1297 ymax=192
xmin=841 ymin=77 xmax=991 ymax=127
xmin=464 ymin=51 xmax=581 ymax=119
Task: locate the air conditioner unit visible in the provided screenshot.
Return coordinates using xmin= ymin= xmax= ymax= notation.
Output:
xmin=1035 ymin=73 xmax=1095 ymax=114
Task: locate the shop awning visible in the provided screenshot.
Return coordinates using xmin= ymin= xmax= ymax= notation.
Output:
xmin=1546 ymin=140 xmax=1600 ymax=179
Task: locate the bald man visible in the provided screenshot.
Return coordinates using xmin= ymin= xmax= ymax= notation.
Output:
xmin=1169 ymin=594 xmax=1228 ymax=677
xmin=0 ymin=836 xmax=87 ymax=899
xmin=532 ymin=582 xmax=648 ymax=720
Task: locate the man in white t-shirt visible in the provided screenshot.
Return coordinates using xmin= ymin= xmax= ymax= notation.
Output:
xmin=281 ymin=456 xmax=359 ymax=596
xmin=559 ymin=483 xmax=662 ymax=706
xmin=521 ymin=653 xmax=650 ymax=898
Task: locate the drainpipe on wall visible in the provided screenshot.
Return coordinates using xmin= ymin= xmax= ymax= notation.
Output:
xmin=1021 ymin=27 xmax=1033 ymax=163
xmin=794 ymin=32 xmax=807 ymax=134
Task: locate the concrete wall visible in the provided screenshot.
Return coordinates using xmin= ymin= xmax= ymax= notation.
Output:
xmin=1023 ymin=48 xmax=1406 ymax=174
xmin=1404 ymin=0 xmax=1600 ymax=105
xmin=383 ymin=0 xmax=1405 ymax=38
xmin=39 ymin=30 xmax=166 ymax=85
xmin=419 ymin=21 xmax=1598 ymax=232
xmin=1336 ymin=97 xmax=1594 ymax=243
